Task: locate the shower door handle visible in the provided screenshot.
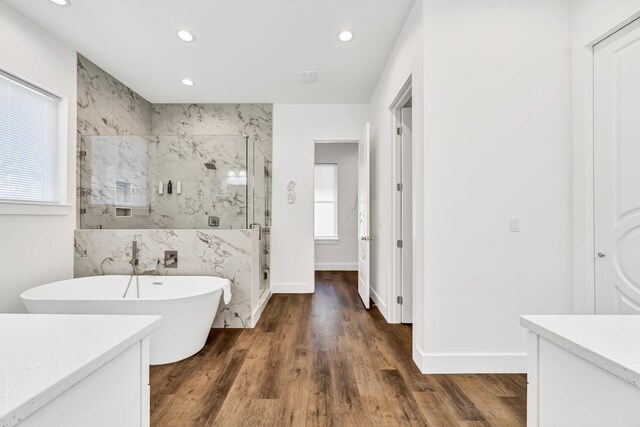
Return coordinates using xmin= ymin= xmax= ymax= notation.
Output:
xmin=250 ymin=223 xmax=262 ymax=240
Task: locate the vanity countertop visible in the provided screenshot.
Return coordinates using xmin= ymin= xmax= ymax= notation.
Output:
xmin=521 ymin=315 xmax=640 ymax=388
xmin=0 ymin=314 xmax=161 ymax=427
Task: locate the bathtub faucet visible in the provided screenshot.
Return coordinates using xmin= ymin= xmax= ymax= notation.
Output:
xmin=130 ymin=240 xmax=139 ymax=268
xmin=123 ymin=240 xmax=140 ymax=299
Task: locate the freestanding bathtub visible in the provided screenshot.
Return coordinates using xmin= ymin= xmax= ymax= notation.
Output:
xmin=21 ymin=275 xmax=231 ymax=365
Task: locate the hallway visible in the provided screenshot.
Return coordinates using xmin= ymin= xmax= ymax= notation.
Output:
xmin=150 ymin=271 xmax=526 ymax=426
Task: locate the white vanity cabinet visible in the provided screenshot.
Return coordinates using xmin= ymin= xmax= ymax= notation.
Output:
xmin=522 ymin=315 xmax=640 ymax=427
xmin=0 ymin=314 xmax=160 ymax=427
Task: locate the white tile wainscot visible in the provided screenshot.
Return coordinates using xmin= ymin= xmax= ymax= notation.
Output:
xmin=521 ymin=315 xmax=640 ymax=427
xmin=0 ymin=314 xmax=160 ymax=427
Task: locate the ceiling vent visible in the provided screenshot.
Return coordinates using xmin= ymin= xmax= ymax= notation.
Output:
xmin=297 ymin=71 xmax=319 ymax=83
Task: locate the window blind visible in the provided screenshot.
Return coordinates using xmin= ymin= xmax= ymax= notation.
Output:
xmin=314 ymin=163 xmax=338 ymax=238
xmin=0 ymin=70 xmax=62 ymax=204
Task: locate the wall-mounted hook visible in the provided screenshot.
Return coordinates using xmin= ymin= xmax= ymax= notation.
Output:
xmin=287 ymin=180 xmax=297 ymax=204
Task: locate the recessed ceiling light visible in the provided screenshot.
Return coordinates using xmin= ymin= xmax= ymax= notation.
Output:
xmin=338 ymin=31 xmax=353 ymax=42
xmin=177 ymin=30 xmax=196 ymax=42
xmin=181 ymin=78 xmax=195 ymax=86
xmin=49 ymin=0 xmax=70 ymax=6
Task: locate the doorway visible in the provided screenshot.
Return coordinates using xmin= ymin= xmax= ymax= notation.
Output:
xmin=391 ymin=78 xmax=414 ymax=324
xmin=594 ymin=17 xmax=640 ymax=313
xmin=313 ymin=141 xmax=359 ymax=272
xmin=313 ymin=130 xmax=372 ymax=310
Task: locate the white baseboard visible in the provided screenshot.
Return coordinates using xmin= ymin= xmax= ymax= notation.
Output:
xmin=250 ymin=290 xmax=272 ymax=327
xmin=271 ymin=282 xmax=314 ymax=294
xmin=370 ymin=286 xmax=389 ymax=321
xmin=314 ymin=263 xmax=358 ymax=271
xmin=413 ymin=346 xmax=527 ymax=374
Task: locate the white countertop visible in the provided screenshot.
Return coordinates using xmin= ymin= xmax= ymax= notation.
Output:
xmin=521 ymin=315 xmax=640 ymax=388
xmin=0 ymin=314 xmax=161 ymax=427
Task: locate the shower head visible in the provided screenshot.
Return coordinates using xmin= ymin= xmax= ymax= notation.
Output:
xmin=204 ymin=160 xmax=217 ymax=170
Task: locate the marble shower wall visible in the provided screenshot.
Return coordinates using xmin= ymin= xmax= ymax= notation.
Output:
xmin=152 ymin=135 xmax=248 ymax=229
xmin=74 ymin=229 xmax=257 ymax=328
xmin=150 ymin=104 xmax=272 ymax=231
xmin=79 ymin=134 xmax=249 ymax=229
xmin=77 ymin=54 xmax=152 ymax=136
xmin=151 ymin=103 xmax=272 ymax=163
xmin=77 ymin=56 xmax=273 ymax=230
xmin=77 ymin=54 xmax=154 ymax=229
xmin=87 ymin=136 xmax=154 ymax=207
xmin=79 ymin=135 xmax=156 ymax=229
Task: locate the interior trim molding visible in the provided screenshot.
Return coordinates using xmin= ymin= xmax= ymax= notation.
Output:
xmin=314 ymin=263 xmax=358 ymax=271
xmin=572 ymin=2 xmax=640 ymax=314
xmin=370 ymin=286 xmax=389 ymax=321
xmin=0 ymin=202 xmax=71 ymax=216
xmin=389 ymin=74 xmax=413 ymax=325
xmin=250 ymin=291 xmax=272 ymax=327
xmin=414 ymin=347 xmax=527 ymax=374
xmin=271 ymin=282 xmax=314 ymax=294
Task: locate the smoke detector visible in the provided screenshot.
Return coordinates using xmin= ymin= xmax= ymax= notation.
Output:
xmin=297 ymin=71 xmax=319 ymax=83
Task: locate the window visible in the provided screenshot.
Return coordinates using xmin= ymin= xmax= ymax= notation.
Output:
xmin=314 ymin=163 xmax=338 ymax=239
xmin=0 ymin=70 xmax=63 ymax=205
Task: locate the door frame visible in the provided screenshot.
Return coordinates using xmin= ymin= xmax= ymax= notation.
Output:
xmin=389 ymin=76 xmax=413 ymax=323
xmin=574 ymin=7 xmax=640 ymax=314
xmin=312 ymin=139 xmax=360 ymax=276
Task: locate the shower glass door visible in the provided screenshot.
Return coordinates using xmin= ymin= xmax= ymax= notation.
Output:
xmin=78 ymin=135 xmax=248 ymax=229
xmin=248 ymin=138 xmax=270 ymax=299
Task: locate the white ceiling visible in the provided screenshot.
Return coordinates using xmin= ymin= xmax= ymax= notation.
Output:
xmin=4 ymin=0 xmax=415 ymax=104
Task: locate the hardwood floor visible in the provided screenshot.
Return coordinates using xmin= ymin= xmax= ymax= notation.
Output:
xmin=150 ymin=271 xmax=526 ymax=426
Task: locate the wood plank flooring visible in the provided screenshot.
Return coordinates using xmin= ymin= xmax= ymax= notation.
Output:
xmin=150 ymin=271 xmax=526 ymax=426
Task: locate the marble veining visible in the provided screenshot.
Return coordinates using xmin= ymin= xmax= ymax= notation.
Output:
xmin=77 ymin=54 xmax=152 ymax=136
xmin=151 ymin=104 xmax=272 ymax=162
xmin=79 ymin=134 xmax=249 ymax=229
xmin=76 ymin=55 xmax=272 ymax=232
xmin=0 ymin=314 xmax=160 ymax=427
xmin=75 ymin=229 xmax=255 ymax=328
xmin=151 ymin=135 xmax=248 ymax=229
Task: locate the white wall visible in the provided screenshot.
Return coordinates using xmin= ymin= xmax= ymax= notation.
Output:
xmin=368 ymin=0 xmax=423 ymax=329
xmin=0 ymin=3 xmax=77 ymax=312
xmin=420 ymin=0 xmax=573 ymax=373
xmin=271 ymin=104 xmax=368 ymax=293
xmin=314 ymin=143 xmax=359 ymax=271
xmin=570 ymin=0 xmax=640 ymax=314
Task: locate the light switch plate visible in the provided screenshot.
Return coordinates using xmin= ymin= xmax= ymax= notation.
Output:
xmin=510 ymin=216 xmax=520 ymax=232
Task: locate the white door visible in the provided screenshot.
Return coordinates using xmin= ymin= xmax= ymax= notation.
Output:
xmin=594 ymin=18 xmax=640 ymax=314
xmin=358 ymin=123 xmax=371 ymax=309
xmin=400 ymin=107 xmax=413 ymax=323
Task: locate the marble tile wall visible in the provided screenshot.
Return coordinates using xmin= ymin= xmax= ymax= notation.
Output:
xmin=79 ymin=134 xmax=249 ymax=229
xmin=151 ymin=104 xmax=273 ymax=231
xmin=77 ymin=54 xmax=152 ymax=136
xmin=74 ymin=229 xmax=256 ymax=328
xmin=77 ymin=54 xmax=154 ymax=230
xmin=77 ymin=59 xmax=273 ymax=230
xmin=151 ymin=135 xmax=249 ymax=229
xmin=151 ymin=103 xmax=272 ymax=162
